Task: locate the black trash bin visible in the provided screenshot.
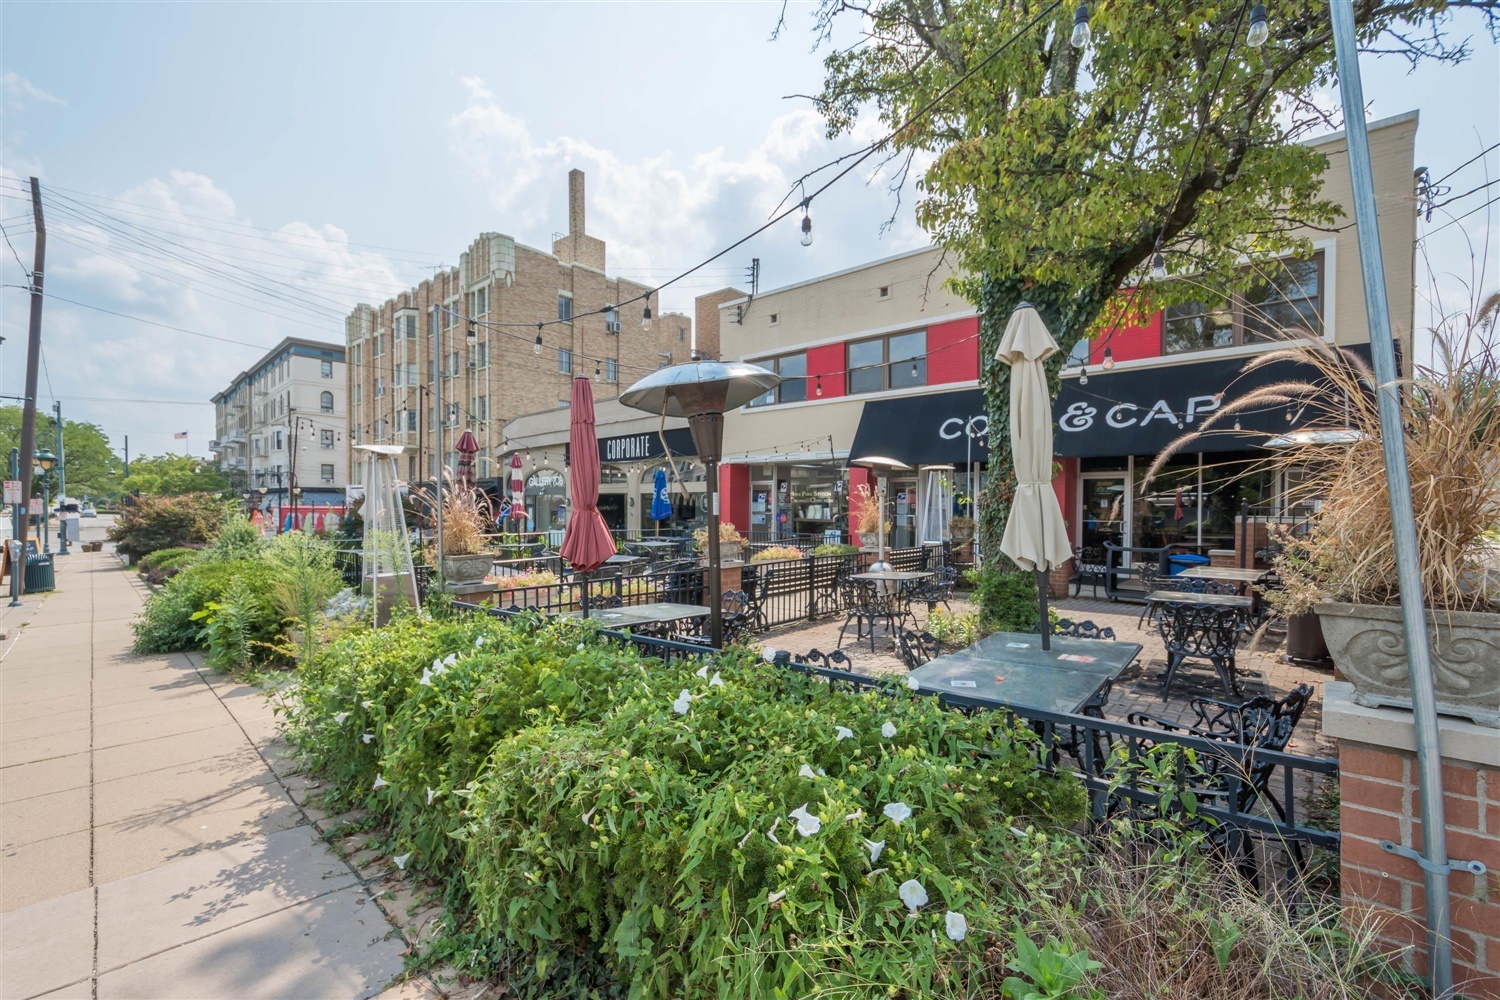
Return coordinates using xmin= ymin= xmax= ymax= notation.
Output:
xmin=24 ymin=553 xmax=54 ymax=593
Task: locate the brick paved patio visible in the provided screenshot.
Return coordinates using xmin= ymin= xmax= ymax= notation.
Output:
xmin=758 ymin=590 xmax=1336 ymax=759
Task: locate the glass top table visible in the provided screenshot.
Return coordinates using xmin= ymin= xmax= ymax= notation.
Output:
xmin=560 ymin=602 xmax=710 ymax=628
xmin=906 ymin=631 xmax=1143 ymax=715
xmin=1145 ymin=590 xmax=1254 ymax=610
xmin=850 ymin=571 xmax=932 ymax=582
xmin=1177 ymin=566 xmax=1273 ymax=585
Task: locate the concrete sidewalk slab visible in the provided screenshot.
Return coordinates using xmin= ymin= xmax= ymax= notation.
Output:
xmin=1 ymin=753 xmax=90 ymax=803
xmin=1 ymin=828 xmax=89 ymax=911
xmin=0 ymin=886 xmax=94 ymax=998
xmin=93 ymin=723 xmax=254 ymax=783
xmin=1 ymin=784 xmax=90 ymax=849
xmin=93 ymin=748 xmax=269 ymax=826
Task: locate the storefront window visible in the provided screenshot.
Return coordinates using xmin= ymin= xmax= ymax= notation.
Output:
xmin=848 ymin=329 xmax=927 ymax=394
xmin=1163 ymin=252 xmax=1323 ymax=355
xmin=748 ymin=353 xmax=808 ymax=406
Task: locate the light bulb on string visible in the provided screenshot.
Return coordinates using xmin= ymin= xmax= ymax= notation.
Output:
xmin=800 ymin=202 xmax=814 ymax=247
xmin=1102 ymin=347 xmax=1114 ymax=371
xmin=815 ymin=375 xmax=823 ymax=397
xmin=533 ymin=325 xmax=543 ymax=355
xmin=1071 ymin=3 xmax=1091 ymax=47
xmin=1234 ymin=416 xmax=1242 ymax=431
xmin=911 ymin=360 xmax=919 ymax=379
xmin=1246 ymin=3 xmax=1269 ymax=47
xmin=1078 ymin=366 xmax=1089 ymax=386
xmin=1150 ymin=252 xmax=1167 ymax=280
xmin=594 ymin=361 xmax=602 ymax=382
xmin=643 ymin=293 xmax=653 ymax=330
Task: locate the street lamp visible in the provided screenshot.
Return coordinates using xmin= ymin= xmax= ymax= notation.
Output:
xmin=619 ymin=360 xmax=779 ymax=648
xmin=34 ymin=450 xmax=56 ymax=554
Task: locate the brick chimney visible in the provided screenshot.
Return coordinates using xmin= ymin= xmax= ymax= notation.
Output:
xmin=568 ymin=169 xmax=585 ymax=236
xmin=553 ymin=169 xmax=605 ymax=270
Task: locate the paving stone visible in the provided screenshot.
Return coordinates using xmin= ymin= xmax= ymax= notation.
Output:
xmin=1 ymin=784 xmax=90 ymax=849
xmin=0 ymin=753 xmax=91 ymax=804
xmin=0 ymin=829 xmax=89 ymax=912
xmin=0 ymin=885 xmax=93 ymax=999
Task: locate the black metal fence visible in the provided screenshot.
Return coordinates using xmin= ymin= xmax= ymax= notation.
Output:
xmin=742 ymin=546 xmax=937 ymax=629
xmin=457 ymin=600 xmax=713 ymax=665
xmin=480 ymin=565 xmax=706 ymax=615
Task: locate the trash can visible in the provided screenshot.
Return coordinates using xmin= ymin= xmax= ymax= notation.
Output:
xmin=24 ymin=554 xmax=54 ymax=593
xmin=1167 ymin=553 xmax=1210 ymax=577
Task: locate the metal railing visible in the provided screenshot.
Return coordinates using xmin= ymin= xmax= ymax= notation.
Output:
xmin=456 ymin=600 xmax=713 ymax=664
xmin=742 ymin=546 xmax=936 ymax=629
xmin=479 ymin=565 xmax=707 ymax=616
xmin=1238 ymin=501 xmax=1314 ymax=570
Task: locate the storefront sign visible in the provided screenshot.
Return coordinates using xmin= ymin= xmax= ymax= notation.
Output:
xmin=848 ymin=388 xmax=991 ymax=467
xmin=587 ymin=428 xmax=696 ymax=464
xmin=527 ymin=469 xmax=565 ymax=492
xmin=1052 ymin=345 xmax=1375 ymax=458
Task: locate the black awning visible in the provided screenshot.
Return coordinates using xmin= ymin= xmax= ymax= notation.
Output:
xmin=565 ymin=427 xmax=697 ymax=466
xmin=848 ymin=388 xmax=992 ymax=467
xmin=1052 ymin=345 xmax=1374 ymax=458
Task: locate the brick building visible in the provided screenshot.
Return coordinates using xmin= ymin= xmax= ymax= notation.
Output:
xmin=343 ymin=170 xmax=692 ymax=485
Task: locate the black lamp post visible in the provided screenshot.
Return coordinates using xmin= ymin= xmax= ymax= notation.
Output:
xmin=33 ymin=449 xmax=56 ymax=554
xmin=619 ymin=360 xmax=778 ymax=648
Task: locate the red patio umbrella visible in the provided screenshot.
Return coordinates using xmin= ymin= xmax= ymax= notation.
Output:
xmin=455 ymin=429 xmax=480 ymax=486
xmin=559 ymin=377 xmax=615 ymax=614
xmin=315 ymin=512 xmax=327 ymax=534
xmin=508 ymin=453 xmax=526 ymax=527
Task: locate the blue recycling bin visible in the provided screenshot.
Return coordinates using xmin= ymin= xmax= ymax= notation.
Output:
xmin=1167 ymin=553 xmax=1210 ymax=577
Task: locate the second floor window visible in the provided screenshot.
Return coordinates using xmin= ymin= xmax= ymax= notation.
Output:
xmin=1164 ymin=252 xmax=1324 ymax=354
xmin=749 ymin=352 xmax=807 ymax=406
xmin=604 ymin=358 xmax=618 ymax=383
xmin=848 ymin=329 xmax=926 ymax=394
xmin=321 ymin=429 xmax=336 ymax=449
xmin=321 ymin=360 xmax=333 ymax=379
xmin=321 ymin=463 xmax=335 ymax=482
xmin=558 ymin=347 xmax=573 ymax=374
xmin=320 ymin=391 xmax=334 ymax=413
xmin=558 ymin=294 xmax=573 ymax=322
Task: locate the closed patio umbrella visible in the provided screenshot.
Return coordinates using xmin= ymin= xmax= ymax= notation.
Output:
xmin=995 ymin=304 xmax=1073 ymax=650
xmin=508 ymin=453 xmax=527 ymax=529
xmin=455 ymin=430 xmax=479 ymax=486
xmin=650 ymin=467 xmax=672 ymax=536
xmin=559 ymin=376 xmax=615 ymax=616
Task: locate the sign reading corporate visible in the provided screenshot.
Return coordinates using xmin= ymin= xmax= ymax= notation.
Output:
xmin=596 ymin=428 xmax=697 ymax=464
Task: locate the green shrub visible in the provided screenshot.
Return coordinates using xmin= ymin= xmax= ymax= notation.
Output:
xmin=926 ymin=608 xmax=983 ymax=646
xmin=198 ymin=515 xmax=264 ymax=563
xmin=965 ymin=567 xmax=1047 ymax=634
xmin=138 ymin=546 xmax=203 ymax=585
xmin=812 ymin=542 xmax=861 ymax=556
xmin=132 ymin=558 xmax=282 ymax=656
xmin=139 ymin=546 xmax=200 ymax=572
xmin=749 ymin=544 xmax=806 ymax=563
xmin=109 ymin=493 xmax=229 ymax=560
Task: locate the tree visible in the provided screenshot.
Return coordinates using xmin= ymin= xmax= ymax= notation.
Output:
xmin=0 ymin=405 xmax=123 ymax=499
xmin=120 ymin=454 xmax=231 ymax=497
xmin=804 ymin=0 xmax=1497 ymax=554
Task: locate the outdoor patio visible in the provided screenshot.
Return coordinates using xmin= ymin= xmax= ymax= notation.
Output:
xmin=758 ymin=591 xmax=1336 ymax=760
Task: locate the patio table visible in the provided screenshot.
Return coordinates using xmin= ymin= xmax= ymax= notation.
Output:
xmin=906 ymin=631 xmax=1142 ymax=715
xmin=1177 ymin=566 xmax=1273 ymax=585
xmin=559 ymin=601 xmax=710 ymax=629
xmin=1145 ymin=590 xmax=1253 ymax=611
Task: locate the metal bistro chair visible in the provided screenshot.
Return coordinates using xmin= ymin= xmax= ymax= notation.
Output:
xmin=677 ymin=589 xmax=753 ymax=647
xmin=1134 ymin=559 xmax=1170 ymax=628
xmin=1142 ymin=575 xmax=1240 ymax=627
xmin=837 ymin=578 xmax=903 ymax=653
xmin=914 ymin=565 xmax=959 ymax=613
xmin=1156 ymin=603 xmax=1246 ymax=700
xmin=1038 ymin=618 xmax=1118 ymax=641
xmin=896 ymin=628 xmax=940 ymax=670
xmin=1071 ymin=545 xmax=1109 ymax=599
xmin=747 ymin=567 xmax=774 ymax=632
xmin=793 ymin=647 xmax=854 ymax=672
xmin=1030 ymin=619 xmax=1118 ymax=765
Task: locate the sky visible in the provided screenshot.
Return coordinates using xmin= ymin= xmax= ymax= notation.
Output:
xmin=0 ymin=2 xmax=1495 ymax=465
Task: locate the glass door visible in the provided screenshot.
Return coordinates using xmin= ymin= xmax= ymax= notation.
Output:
xmin=1078 ymin=475 xmax=1128 ymax=555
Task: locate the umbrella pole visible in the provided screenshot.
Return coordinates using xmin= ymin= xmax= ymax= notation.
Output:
xmin=580 ymin=568 xmax=591 ymax=619
xmin=1036 ymin=568 xmax=1051 ymax=651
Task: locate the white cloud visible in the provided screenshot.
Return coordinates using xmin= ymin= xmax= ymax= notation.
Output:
xmin=2 ymin=72 xmax=67 ymax=112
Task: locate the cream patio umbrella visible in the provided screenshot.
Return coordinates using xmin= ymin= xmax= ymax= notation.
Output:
xmin=995 ymin=303 xmax=1073 ymax=650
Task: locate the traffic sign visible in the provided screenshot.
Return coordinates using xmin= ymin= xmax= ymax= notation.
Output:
xmin=2 ymin=481 xmax=20 ymax=505
xmin=28 ymin=498 xmax=42 ymax=515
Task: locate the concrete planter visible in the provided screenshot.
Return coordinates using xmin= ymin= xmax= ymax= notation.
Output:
xmin=1315 ymin=601 xmax=1500 ymax=728
xmin=443 ymin=553 xmax=494 ymax=586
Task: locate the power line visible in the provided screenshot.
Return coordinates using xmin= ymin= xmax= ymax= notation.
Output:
xmin=0 ymin=222 xmax=31 ymax=277
xmin=1431 ymin=142 xmax=1500 ymax=187
xmin=1419 ymin=192 xmax=1500 ymax=239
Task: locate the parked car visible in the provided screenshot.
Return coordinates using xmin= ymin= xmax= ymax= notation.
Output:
xmin=81 ymin=506 xmax=98 ymax=518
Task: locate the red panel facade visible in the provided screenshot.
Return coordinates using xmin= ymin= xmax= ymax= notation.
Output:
xmin=846 ymin=466 xmax=872 ymax=547
xmin=927 ymin=317 xmax=980 ymax=385
xmin=720 ymin=463 xmax=750 ymax=534
xmin=805 ymin=343 xmax=847 ymax=398
xmin=1092 ymin=310 xmax=1163 ymax=365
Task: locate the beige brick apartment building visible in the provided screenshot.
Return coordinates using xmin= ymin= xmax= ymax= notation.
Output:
xmin=344 ymin=170 xmax=703 ymax=485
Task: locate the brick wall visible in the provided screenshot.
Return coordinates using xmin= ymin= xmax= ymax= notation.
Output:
xmin=1328 ymin=686 xmax=1499 ymax=997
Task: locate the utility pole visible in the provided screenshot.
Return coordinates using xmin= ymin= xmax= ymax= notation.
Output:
xmin=54 ymin=401 xmax=67 ymax=555
xmin=123 ymin=434 xmax=130 ymax=478
xmin=431 ymin=305 xmax=444 ymax=578
xmin=15 ymin=177 xmax=46 ymax=592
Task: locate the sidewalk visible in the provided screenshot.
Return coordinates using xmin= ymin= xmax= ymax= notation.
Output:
xmin=1 ymin=541 xmax=415 ymax=999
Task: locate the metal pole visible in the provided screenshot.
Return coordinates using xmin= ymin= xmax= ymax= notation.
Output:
xmin=123 ymin=434 xmax=129 ymax=478
xmin=1330 ymin=5 xmax=1454 ymax=993
xmin=16 ymin=177 xmax=45 ymax=571
xmin=9 ymin=448 xmax=21 ymax=606
xmin=431 ymin=307 xmax=444 ymax=580
xmin=54 ymin=401 xmax=67 ymax=555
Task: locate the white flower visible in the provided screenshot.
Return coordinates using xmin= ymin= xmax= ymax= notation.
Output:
xmin=945 ymin=911 xmax=968 ymax=942
xmin=905 ymin=676 xmax=921 ymax=691
xmin=393 ymin=853 xmax=411 ymax=871
xmin=864 ymin=839 xmax=885 ymax=864
xmin=881 ymin=722 xmax=897 ymax=739
xmin=418 ymin=668 xmax=433 ymax=687
xmin=883 ymin=802 xmax=912 ymax=825
xmin=789 ymin=804 xmax=822 ymax=837
xmin=443 ymin=653 xmax=457 ymax=667
xmin=333 ymin=712 xmax=349 ymax=724
xmin=899 ymin=879 xmax=928 ymax=911
xmin=799 ymin=764 xmax=818 ymax=780
xmin=835 ymin=726 xmax=854 ymax=741
xmin=709 ymin=672 xmax=725 ymax=688
xmin=474 ymin=636 xmax=485 ymax=648
xmin=432 ymin=658 xmax=443 ymax=671
xmin=817 ymin=768 xmax=826 ymax=776
xmin=426 ymin=786 xmax=437 ymax=805
xmin=372 ymin=774 xmax=389 ymax=791
xmin=361 ymin=700 xmax=374 ymax=710
xmin=431 ymin=664 xmax=446 ymax=676
xmin=577 ymin=643 xmax=586 ymax=651
xmin=845 ymin=809 xmax=865 ymax=822
xmin=361 ymin=732 xmax=374 ymax=744
xmin=762 ymin=648 xmax=777 ymax=663
xmin=672 ymin=689 xmax=692 ymax=715
xmin=696 ymin=664 xmax=710 ymax=678
xmin=767 ymin=888 xmax=787 ymax=904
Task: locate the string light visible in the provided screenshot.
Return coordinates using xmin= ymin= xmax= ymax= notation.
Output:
xmin=1071 ymin=3 xmax=1091 ymax=47
xmin=1101 ymin=347 xmax=1114 ymax=371
xmin=643 ymin=292 xmax=653 ymax=330
xmin=1234 ymin=416 xmax=1242 ymax=431
xmin=594 ymin=360 xmax=602 ymax=382
xmin=815 ymin=375 xmax=823 ymax=397
xmin=1246 ymin=3 xmax=1269 ymax=47
xmin=911 ymin=360 xmax=919 ymax=379
xmin=533 ymin=324 xmax=543 ymax=355
xmin=1078 ymin=366 xmax=1089 ymax=386
xmin=1150 ymin=252 xmax=1167 ymax=280
xmin=800 ymin=201 xmax=814 ymax=247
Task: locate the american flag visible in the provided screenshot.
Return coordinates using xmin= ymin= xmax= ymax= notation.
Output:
xmin=173 ymin=431 xmax=188 ymax=440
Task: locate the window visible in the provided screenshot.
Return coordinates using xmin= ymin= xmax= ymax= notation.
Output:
xmin=475 ymin=343 xmax=487 ymax=368
xmin=679 ymin=326 xmax=686 ymax=342
xmin=469 ymin=287 xmax=487 ymax=316
xmin=403 ymin=315 xmax=417 ymax=339
xmin=748 ymin=352 xmax=807 ymax=406
xmin=848 ymin=329 xmax=926 ymax=394
xmin=320 ymin=360 xmax=333 ymax=379
xmin=406 ymin=362 xmax=417 ymax=385
xmin=321 ymin=463 xmax=335 ymax=483
xmin=604 ymin=358 xmax=618 ymax=383
xmin=558 ymin=348 xmax=573 ymax=374
xmin=879 ymin=286 xmax=890 ymax=298
xmin=373 ymin=334 xmax=383 ymax=357
xmin=320 ymin=391 xmax=334 ymax=412
xmin=406 ymin=410 xmax=418 ymax=431
xmin=605 ymin=308 xmax=620 ymax=333
xmin=475 ymin=395 xmax=488 ymax=421
xmin=321 ymin=429 xmax=336 ymax=449
xmin=442 ymin=305 xmax=453 ymax=330
xmin=558 ymin=294 xmax=573 ymax=322
xmin=1164 ymin=252 xmax=1324 ymax=354
xmin=274 ymin=430 xmax=283 ymax=451
xmin=353 ymin=384 xmax=361 ymax=404
xmin=769 ymin=313 xmax=779 ymax=325
xmin=448 ymin=351 xmax=460 ymax=377
xmin=375 ymin=378 xmax=385 ymax=398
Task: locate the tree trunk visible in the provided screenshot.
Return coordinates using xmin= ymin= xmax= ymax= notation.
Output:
xmin=975 ymin=274 xmax=1110 ymax=569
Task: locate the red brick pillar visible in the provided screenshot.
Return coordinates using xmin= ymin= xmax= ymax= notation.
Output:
xmin=1325 ymin=682 xmax=1500 ymax=996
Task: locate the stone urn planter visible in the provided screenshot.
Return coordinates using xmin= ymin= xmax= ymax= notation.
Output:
xmin=1315 ymin=601 xmax=1500 ymax=728
xmin=443 ymin=553 xmax=495 ymax=586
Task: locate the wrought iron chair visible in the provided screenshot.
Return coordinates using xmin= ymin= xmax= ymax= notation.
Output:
xmin=1156 ymin=603 xmax=1245 ymax=700
xmin=914 ymin=565 xmax=959 ymax=613
xmin=1141 ymin=575 xmax=1238 ymax=627
xmin=1134 ymin=559 xmax=1170 ymax=627
xmin=1037 ymin=618 xmax=1117 ymax=641
xmin=837 ymin=579 xmax=903 ymax=653
xmin=793 ymin=647 xmax=854 ymax=672
xmin=747 ymin=568 xmax=774 ymax=631
xmin=1071 ymin=545 xmax=1109 ymax=598
xmin=896 ymin=628 xmax=940 ymax=670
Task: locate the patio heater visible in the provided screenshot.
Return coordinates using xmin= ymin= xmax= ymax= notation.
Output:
xmin=850 ymin=455 xmax=911 ymax=574
xmin=355 ymin=444 xmax=417 ymax=628
xmin=619 ymin=360 xmax=779 ymax=649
